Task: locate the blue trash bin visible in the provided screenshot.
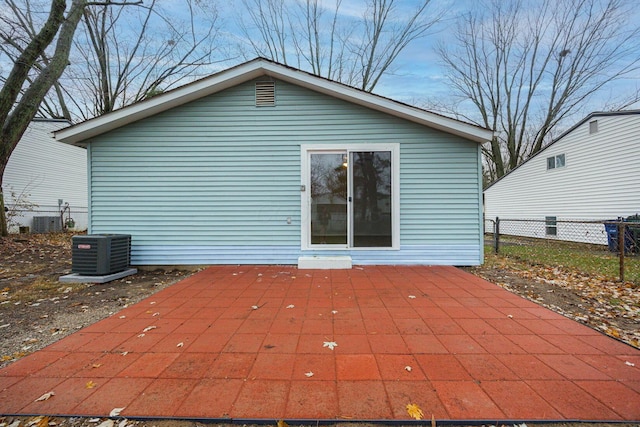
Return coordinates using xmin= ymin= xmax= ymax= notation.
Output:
xmin=604 ymin=222 xmax=618 ymax=252
xmin=604 ymin=221 xmax=636 ymax=253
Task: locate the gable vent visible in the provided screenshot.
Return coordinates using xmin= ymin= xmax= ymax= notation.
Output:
xmin=255 ymin=81 xmax=275 ymax=107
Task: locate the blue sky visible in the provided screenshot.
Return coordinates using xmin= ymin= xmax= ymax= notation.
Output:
xmin=204 ymin=0 xmax=640 ymax=130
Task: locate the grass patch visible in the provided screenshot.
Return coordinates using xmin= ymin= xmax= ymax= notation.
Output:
xmin=1 ymin=278 xmax=86 ymax=304
xmin=485 ymin=241 xmax=640 ymax=284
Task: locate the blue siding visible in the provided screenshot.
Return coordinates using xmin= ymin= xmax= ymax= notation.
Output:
xmin=88 ymin=78 xmax=482 ymax=265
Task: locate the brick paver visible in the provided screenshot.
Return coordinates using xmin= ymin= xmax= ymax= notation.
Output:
xmin=1 ymin=265 xmax=639 ymax=421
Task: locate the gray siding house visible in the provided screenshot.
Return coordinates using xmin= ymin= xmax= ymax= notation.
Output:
xmin=56 ymin=59 xmax=492 ymax=267
xmin=4 ymin=119 xmax=87 ymax=233
xmin=484 ymin=110 xmax=640 ymax=245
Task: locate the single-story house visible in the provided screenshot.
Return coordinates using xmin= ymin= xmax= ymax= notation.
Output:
xmin=55 ymin=58 xmax=492 ymax=267
xmin=3 ymin=118 xmax=88 ymax=233
xmin=484 ymin=110 xmax=640 ymax=245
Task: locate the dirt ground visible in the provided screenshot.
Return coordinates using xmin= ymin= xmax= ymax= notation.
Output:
xmin=1 ymin=233 xmax=639 ymax=427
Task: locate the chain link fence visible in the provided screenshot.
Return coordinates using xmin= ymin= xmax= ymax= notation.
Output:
xmin=485 ymin=217 xmax=640 ymax=282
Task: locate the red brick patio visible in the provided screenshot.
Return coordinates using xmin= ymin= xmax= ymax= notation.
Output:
xmin=1 ymin=265 xmax=639 ymax=421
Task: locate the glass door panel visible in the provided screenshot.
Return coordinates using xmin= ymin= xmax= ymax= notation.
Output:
xmin=351 ymin=151 xmax=392 ymax=247
xmin=310 ymin=152 xmax=348 ymax=245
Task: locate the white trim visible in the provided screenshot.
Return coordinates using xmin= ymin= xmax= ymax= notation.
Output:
xmin=301 ymin=143 xmax=400 ymax=251
xmin=56 ymin=59 xmax=493 ymax=145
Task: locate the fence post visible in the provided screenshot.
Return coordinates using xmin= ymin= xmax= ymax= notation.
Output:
xmin=494 ymin=217 xmax=500 ymax=254
xmin=619 ymin=221 xmax=625 ymax=282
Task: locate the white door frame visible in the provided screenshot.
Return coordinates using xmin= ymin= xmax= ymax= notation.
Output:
xmin=300 ymin=143 xmax=400 ymax=250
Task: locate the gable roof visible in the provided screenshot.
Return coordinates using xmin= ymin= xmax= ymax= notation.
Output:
xmin=55 ymin=57 xmax=492 ymax=145
xmin=484 ymin=109 xmax=640 ymax=190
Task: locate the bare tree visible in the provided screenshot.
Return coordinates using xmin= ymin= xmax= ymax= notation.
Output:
xmin=237 ymin=0 xmax=442 ymax=92
xmin=437 ymin=0 xmax=640 ymax=181
xmin=0 ymin=0 xmax=140 ymax=236
xmin=64 ymin=0 xmax=221 ymax=120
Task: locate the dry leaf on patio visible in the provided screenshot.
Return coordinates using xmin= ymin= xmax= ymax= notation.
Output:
xmin=322 ymin=341 xmax=338 ymax=350
xmin=625 ymin=361 xmax=635 ymax=367
xmin=34 ymin=391 xmax=55 ymax=402
xmin=404 ymin=366 xmax=412 ymax=372
xmin=305 ymin=371 xmax=314 ymax=377
xmin=286 ymin=304 xmax=295 ymax=309
xmin=408 ymin=295 xmax=416 ymax=299
xmin=177 ymin=342 xmax=184 ymax=347
xmin=142 ymin=326 xmax=156 ymax=333
xmin=92 ymin=364 xmax=102 ymax=368
xmin=85 ymin=381 xmax=97 ymax=389
xmin=110 ymin=407 xmax=125 ymax=417
xmin=277 ymin=420 xmax=289 ymax=427
xmin=406 ymin=403 xmax=424 ymax=420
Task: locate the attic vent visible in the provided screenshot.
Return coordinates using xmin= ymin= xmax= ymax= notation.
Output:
xmin=255 ymin=81 xmax=275 ymax=107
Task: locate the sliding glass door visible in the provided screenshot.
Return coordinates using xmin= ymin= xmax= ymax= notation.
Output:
xmin=306 ymin=146 xmax=397 ymax=249
xmin=351 ymin=151 xmax=392 ymax=247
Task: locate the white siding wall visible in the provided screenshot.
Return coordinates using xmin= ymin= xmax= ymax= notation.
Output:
xmin=484 ymin=114 xmax=640 ymax=243
xmin=3 ymin=120 xmax=88 ymax=232
xmin=88 ymin=79 xmax=483 ymax=265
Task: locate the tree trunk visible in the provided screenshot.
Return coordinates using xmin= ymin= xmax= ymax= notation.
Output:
xmin=0 ymin=185 xmax=7 ymax=237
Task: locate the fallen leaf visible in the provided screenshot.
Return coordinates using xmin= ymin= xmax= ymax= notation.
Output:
xmin=119 ymin=316 xmax=126 ymax=319
xmin=137 ymin=333 xmax=145 ymax=338
xmin=406 ymin=403 xmax=424 ymax=420
xmin=408 ymin=295 xmax=416 ymax=299
xmin=110 ymin=407 xmax=125 ymax=417
xmin=277 ymin=420 xmax=289 ymax=427
xmin=305 ymin=371 xmax=314 ymax=377
xmin=85 ymin=381 xmax=97 ymax=389
xmin=322 ymin=341 xmax=338 ymax=350
xmin=36 ymin=416 xmax=50 ymax=427
xmin=152 ymin=312 xmax=160 ymax=317
xmin=177 ymin=342 xmax=184 ymax=347
xmin=121 ymin=351 xmax=128 ymax=356
xmin=142 ymin=326 xmax=156 ymax=333
xmin=97 ymin=420 xmax=114 ymax=427
xmin=625 ymin=361 xmax=635 ymax=367
xmin=251 ymin=305 xmax=259 ymax=310
xmin=404 ymin=366 xmax=412 ymax=372
xmin=331 ymin=310 xmax=338 ymax=314
xmin=507 ymin=314 xmax=514 ymax=318
xmin=286 ymin=304 xmax=295 ymax=309
xmin=92 ymin=364 xmax=102 ymax=368
xmin=34 ymin=391 xmax=55 ymax=402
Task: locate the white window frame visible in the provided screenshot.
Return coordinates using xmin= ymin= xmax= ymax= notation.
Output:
xmin=546 ymin=153 xmax=566 ymax=170
xmin=300 ymin=143 xmax=400 ymax=251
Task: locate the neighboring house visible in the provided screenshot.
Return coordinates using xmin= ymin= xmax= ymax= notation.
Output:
xmin=484 ymin=110 xmax=640 ymax=244
xmin=3 ymin=119 xmax=88 ymax=233
xmin=56 ymin=58 xmax=492 ymax=267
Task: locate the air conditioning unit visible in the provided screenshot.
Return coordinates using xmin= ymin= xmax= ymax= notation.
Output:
xmin=33 ymin=216 xmax=62 ymax=233
xmin=72 ymin=234 xmax=131 ymax=276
